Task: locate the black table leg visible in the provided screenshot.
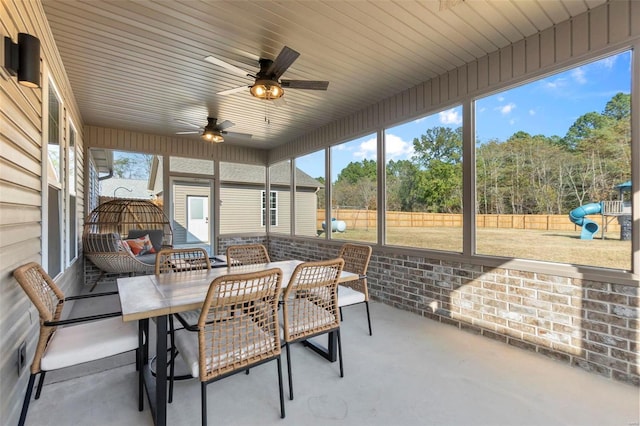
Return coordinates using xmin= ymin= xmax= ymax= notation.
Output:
xmin=302 ymin=330 xmax=337 ymax=362
xmin=142 ymin=315 xmax=167 ymax=425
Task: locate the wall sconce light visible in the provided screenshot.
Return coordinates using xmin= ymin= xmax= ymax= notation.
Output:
xmin=3 ymin=33 xmax=41 ymax=88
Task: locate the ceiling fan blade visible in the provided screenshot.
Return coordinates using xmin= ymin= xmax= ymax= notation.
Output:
xmin=216 ymin=120 xmax=235 ymax=130
xmin=204 ymin=55 xmax=252 ymax=78
xmin=218 ymin=85 xmax=249 ymax=96
xmin=281 ymin=80 xmax=329 ymax=90
xmin=267 ymin=46 xmax=300 ymax=79
xmin=176 ymin=131 xmax=200 ymax=135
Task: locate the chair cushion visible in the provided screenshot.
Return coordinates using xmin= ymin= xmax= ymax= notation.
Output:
xmin=40 ymin=317 xmax=139 ymax=371
xmin=280 ymin=298 xmax=336 ymax=340
xmin=174 ymin=318 xmax=275 ymax=379
xmin=136 ymin=253 xmax=157 ymax=265
xmin=127 ymin=229 xmax=164 ymax=252
xmin=338 ymin=285 xmax=366 ymax=307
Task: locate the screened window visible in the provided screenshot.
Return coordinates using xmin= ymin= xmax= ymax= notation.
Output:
xmin=385 ymin=107 xmax=463 ymax=252
xmin=294 ymin=150 xmax=324 ymax=237
xmin=474 ymin=51 xmax=632 ymax=270
xmin=330 ymin=134 xmax=377 ymax=243
xmin=219 ymin=162 xmax=266 ymax=234
xmin=268 ymin=161 xmax=291 ymax=235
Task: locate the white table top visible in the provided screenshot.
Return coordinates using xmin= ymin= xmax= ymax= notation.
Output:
xmin=117 ymin=259 xmax=358 ymax=321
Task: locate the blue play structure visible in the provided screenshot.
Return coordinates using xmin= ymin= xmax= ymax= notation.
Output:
xmin=569 ymin=202 xmax=602 ymax=240
xmin=569 ymin=181 xmax=632 ymax=240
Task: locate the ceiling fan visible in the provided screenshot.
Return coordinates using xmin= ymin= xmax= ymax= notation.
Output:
xmin=176 ymin=117 xmax=252 ymax=143
xmin=206 ymin=46 xmax=329 ymax=100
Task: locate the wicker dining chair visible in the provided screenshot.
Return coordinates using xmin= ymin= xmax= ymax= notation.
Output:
xmin=337 ymin=243 xmax=373 ymax=335
xmin=13 ymin=262 xmax=142 ymax=426
xmin=226 ymin=243 xmax=270 ymax=266
xmin=155 ymin=247 xmax=211 ymax=402
xmin=173 ymin=268 xmax=286 ymax=425
xmin=281 ymin=258 xmax=345 ymax=400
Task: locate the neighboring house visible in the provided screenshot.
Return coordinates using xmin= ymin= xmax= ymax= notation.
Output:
xmin=99 ymin=178 xmax=157 ymax=203
xmin=151 ymin=157 xmax=323 ymax=245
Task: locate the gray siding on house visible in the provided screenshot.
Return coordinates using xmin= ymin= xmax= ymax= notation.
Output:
xmin=295 ymin=190 xmax=320 ymax=237
xmin=1 ymin=1 xmax=86 ymax=424
xmin=219 ymin=186 xmax=265 ymax=234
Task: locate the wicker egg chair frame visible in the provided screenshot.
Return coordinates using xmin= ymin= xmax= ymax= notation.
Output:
xmin=83 ymin=199 xmax=173 ymax=278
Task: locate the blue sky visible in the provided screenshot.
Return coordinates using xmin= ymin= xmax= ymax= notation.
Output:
xmin=296 ymin=50 xmax=632 ymax=182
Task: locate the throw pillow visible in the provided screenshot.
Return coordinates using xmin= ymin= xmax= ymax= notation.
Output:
xmin=125 ymin=234 xmax=156 ymax=256
xmin=118 ymin=239 xmax=133 ymax=255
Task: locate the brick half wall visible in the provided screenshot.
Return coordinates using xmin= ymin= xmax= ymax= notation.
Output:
xmin=267 ymin=235 xmax=639 ymax=386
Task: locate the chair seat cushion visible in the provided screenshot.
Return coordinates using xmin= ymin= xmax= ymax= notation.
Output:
xmin=280 ymin=298 xmax=337 ymax=340
xmin=338 ymin=285 xmax=365 ymax=307
xmin=174 ymin=317 xmax=276 ymax=379
xmin=41 ymin=317 xmax=139 ymax=371
xmin=136 ymin=253 xmax=157 ymax=265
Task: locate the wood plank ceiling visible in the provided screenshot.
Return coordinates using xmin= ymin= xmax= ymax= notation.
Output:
xmin=41 ymin=0 xmax=606 ymax=150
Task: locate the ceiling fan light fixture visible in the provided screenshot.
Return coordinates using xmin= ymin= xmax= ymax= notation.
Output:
xmin=202 ymin=128 xmax=224 ymax=143
xmin=250 ymin=78 xmax=283 ymax=100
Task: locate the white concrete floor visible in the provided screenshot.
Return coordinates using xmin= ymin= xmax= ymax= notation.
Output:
xmin=24 ymin=292 xmax=640 ymax=426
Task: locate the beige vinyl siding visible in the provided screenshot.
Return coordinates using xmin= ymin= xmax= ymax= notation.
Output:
xmin=269 ymin=188 xmax=291 ymax=235
xmin=295 ymin=190 xmax=320 ymax=237
xmin=172 ymin=183 xmax=210 ymax=244
xmin=1 ymin=1 xmax=85 ymax=424
xmin=219 ymin=186 xmax=265 ymax=234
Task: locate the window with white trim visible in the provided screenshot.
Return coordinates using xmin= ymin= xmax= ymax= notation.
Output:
xmin=261 ymin=190 xmax=277 ymax=227
xmin=46 ymin=80 xmax=63 ymax=277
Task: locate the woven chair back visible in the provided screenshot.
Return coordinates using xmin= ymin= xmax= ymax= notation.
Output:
xmin=282 ymin=258 xmax=345 ymax=343
xmin=338 ymin=243 xmax=372 ymax=300
xmin=155 ymin=248 xmax=211 ymax=274
xmin=197 ymin=268 xmax=283 ymax=382
xmin=13 ymin=263 xmax=65 ymax=374
xmin=226 ymin=243 xmax=270 ymax=266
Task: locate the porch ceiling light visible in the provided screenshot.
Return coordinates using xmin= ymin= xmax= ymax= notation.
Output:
xmin=250 ymin=78 xmax=284 ymax=100
xmin=202 ymin=127 xmax=224 ymax=143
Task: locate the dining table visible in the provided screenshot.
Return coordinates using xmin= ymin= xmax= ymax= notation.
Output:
xmin=117 ymin=259 xmax=359 ymax=426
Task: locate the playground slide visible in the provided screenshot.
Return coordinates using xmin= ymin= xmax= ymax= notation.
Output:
xmin=568 ymin=202 xmax=601 ymax=240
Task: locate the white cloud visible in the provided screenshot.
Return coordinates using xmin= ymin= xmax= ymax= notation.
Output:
xmin=498 ymin=103 xmax=516 ymax=115
xmin=353 ymin=137 xmax=377 ymax=160
xmin=438 ymin=108 xmax=462 ymax=125
xmin=509 ymin=119 xmax=516 ymax=125
xmin=600 ymin=56 xmax=616 ymax=69
xmin=529 ymin=109 xmax=536 ymax=115
xmin=384 ymin=134 xmax=414 ymax=160
xmin=571 ymin=67 xmax=587 ymax=84
xmin=498 ymin=96 xmax=505 ymax=102
xmin=542 ymin=77 xmax=567 ymax=90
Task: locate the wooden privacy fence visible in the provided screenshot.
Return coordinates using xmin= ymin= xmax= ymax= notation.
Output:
xmin=317 ymin=209 xmax=623 ymax=233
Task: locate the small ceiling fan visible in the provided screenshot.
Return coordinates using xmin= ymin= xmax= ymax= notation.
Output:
xmin=176 ymin=117 xmax=252 ymax=143
xmin=205 ymin=46 xmax=329 ymax=100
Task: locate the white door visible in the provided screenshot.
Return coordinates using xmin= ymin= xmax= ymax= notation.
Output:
xmin=187 ymin=196 xmax=209 ymax=243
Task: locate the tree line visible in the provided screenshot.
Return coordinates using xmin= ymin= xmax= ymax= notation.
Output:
xmin=328 ymin=93 xmax=630 ymax=215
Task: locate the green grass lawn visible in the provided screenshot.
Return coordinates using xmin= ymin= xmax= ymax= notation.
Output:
xmin=330 ymin=226 xmax=631 ymax=271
